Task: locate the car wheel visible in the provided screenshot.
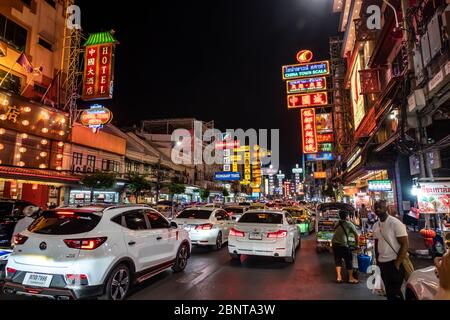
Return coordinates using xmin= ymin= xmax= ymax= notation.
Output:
xmin=100 ymin=264 xmax=130 ymax=300
xmin=213 ymin=232 xmax=223 ymax=250
xmin=230 ymin=253 xmax=241 ymax=261
xmin=172 ymin=243 xmax=189 ymax=273
xmin=285 ymin=242 xmax=296 ymax=263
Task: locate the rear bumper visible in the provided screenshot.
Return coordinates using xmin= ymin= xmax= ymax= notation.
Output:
xmin=228 ymin=239 xmax=290 ymax=257
xmin=189 ymin=229 xmax=219 ymax=245
xmin=2 ymin=281 xmax=103 ymax=300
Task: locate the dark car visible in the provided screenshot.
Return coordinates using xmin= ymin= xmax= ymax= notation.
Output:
xmin=0 ymin=199 xmax=38 ymax=248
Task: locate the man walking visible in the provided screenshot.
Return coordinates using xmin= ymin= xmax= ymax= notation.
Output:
xmin=373 ymin=200 xmax=409 ymax=300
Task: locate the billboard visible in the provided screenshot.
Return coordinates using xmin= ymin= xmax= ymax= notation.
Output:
xmin=82 ymin=32 xmax=116 ymax=101
xmin=282 ymin=61 xmax=330 ymax=80
xmin=301 ymin=108 xmax=318 ymax=154
xmin=80 ymin=105 xmax=113 ymax=130
xmin=287 ymin=92 xmax=328 ymax=109
xmin=317 ymin=133 xmax=334 ymax=143
xmin=368 ymin=180 xmax=392 ymax=192
xmin=306 ymin=153 xmax=334 ymax=161
xmin=350 ymin=54 xmax=365 ymax=130
xmin=417 ymin=182 xmax=450 ymax=214
xmin=286 ymin=77 xmax=326 ymax=94
xmin=316 ymin=113 xmax=333 ymax=133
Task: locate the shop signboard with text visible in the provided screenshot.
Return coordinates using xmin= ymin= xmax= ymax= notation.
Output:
xmin=282 ymin=61 xmax=330 ymax=80
xmin=417 ymin=182 xmax=450 ymax=214
xmin=368 ymin=180 xmax=392 ymax=192
xmin=286 ymin=77 xmax=326 ymax=94
xmin=287 ymin=92 xmax=328 ymax=109
xmin=301 ymin=108 xmax=318 ymax=154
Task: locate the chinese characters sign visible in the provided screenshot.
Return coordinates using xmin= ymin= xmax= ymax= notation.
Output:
xmin=350 ymin=55 xmax=365 ymax=130
xmin=359 ymin=69 xmax=380 ymax=94
xmin=82 ymin=43 xmax=114 ymax=101
xmin=317 ymin=133 xmax=334 ymax=143
xmin=301 ymin=108 xmax=318 ymax=154
xmin=286 ymin=77 xmax=326 ymax=94
xmin=282 ymin=61 xmax=329 ymax=80
xmin=287 ymin=92 xmax=328 ymax=109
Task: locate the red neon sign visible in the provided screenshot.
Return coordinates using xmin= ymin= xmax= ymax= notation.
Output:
xmin=317 ymin=133 xmax=334 ymax=143
xmin=287 ymin=92 xmax=328 ymax=109
xmin=301 ymin=108 xmax=318 ymax=154
xmin=82 ymin=43 xmax=114 ymax=101
xmin=215 ymin=141 xmax=240 ymax=150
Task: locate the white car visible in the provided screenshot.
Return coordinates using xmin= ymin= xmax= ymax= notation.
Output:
xmin=228 ymin=210 xmax=301 ymax=263
xmin=173 ymin=207 xmax=235 ymax=250
xmin=224 ymin=205 xmax=249 ymax=222
xmin=405 ymin=266 xmax=439 ymax=300
xmin=3 ymin=205 xmax=190 ymax=300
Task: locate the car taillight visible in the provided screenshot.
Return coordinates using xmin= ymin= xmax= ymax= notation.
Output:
xmin=63 ymin=237 xmax=107 ymax=250
xmin=6 ymin=267 xmax=17 ymax=278
xmin=65 ymin=274 xmax=89 ymax=286
xmin=229 ymin=228 xmax=245 ymax=237
xmin=195 ymin=223 xmax=213 ymax=230
xmin=13 ymin=234 xmax=28 ymax=245
xmin=267 ymin=230 xmax=288 ymax=238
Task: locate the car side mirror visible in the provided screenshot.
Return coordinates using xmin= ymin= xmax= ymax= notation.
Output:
xmin=170 ymin=221 xmax=178 ymax=229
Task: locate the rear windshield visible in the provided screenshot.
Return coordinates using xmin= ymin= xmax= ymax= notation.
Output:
xmin=28 ymin=211 xmax=101 ymax=235
xmin=239 ymin=212 xmax=283 ymax=224
xmin=225 ymin=208 xmax=244 ymax=214
xmin=0 ymin=202 xmax=14 ymax=217
xmin=176 ymin=210 xmax=211 ymax=219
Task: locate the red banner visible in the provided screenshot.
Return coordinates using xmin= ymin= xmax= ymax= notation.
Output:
xmin=287 ymin=92 xmax=328 ymax=109
xmin=301 ymin=108 xmax=318 ymax=154
xmin=359 ymin=69 xmax=380 ymax=95
xmin=82 ymin=43 xmax=114 ymax=101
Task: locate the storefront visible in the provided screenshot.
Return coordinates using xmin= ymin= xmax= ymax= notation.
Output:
xmin=68 ymin=189 xmax=120 ymax=204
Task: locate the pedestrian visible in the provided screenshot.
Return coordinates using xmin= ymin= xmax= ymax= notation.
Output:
xmin=332 ymin=210 xmax=359 ymax=284
xmin=373 ymin=200 xmax=409 ymax=300
xmin=359 ymin=204 xmax=369 ymax=233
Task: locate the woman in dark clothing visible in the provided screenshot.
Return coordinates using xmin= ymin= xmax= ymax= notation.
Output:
xmin=332 ymin=210 xmax=359 ymax=284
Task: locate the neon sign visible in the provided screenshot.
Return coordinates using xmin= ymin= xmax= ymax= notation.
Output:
xmin=80 ymin=105 xmax=113 ymax=130
xmin=296 ymin=50 xmax=314 ymax=63
xmin=286 ymin=77 xmax=326 ymax=94
xmin=287 ymin=92 xmax=328 ymax=109
xmin=282 ymin=61 xmax=330 ymax=80
xmin=301 ymin=108 xmax=318 ymax=154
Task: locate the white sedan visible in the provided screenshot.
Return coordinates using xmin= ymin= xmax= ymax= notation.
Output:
xmin=173 ymin=207 xmax=235 ymax=250
xmin=228 ymin=210 xmax=301 ymax=263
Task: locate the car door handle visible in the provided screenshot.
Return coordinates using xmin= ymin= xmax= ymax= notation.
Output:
xmin=128 ymin=241 xmax=136 ymax=246
xmin=156 ymin=236 xmax=162 ymax=241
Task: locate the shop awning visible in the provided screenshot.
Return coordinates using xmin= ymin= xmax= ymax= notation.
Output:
xmin=0 ymin=165 xmax=80 ymax=184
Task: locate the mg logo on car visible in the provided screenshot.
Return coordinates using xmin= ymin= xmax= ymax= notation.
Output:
xmin=39 ymin=242 xmax=47 ymax=251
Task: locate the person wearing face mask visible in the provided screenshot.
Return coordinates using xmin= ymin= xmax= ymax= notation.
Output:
xmin=372 ymin=200 xmax=409 ymax=300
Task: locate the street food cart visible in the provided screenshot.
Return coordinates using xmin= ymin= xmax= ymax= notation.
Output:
xmin=315 ymin=203 xmax=356 ymax=253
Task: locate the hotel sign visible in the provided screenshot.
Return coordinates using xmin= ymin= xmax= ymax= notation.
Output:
xmin=282 ymin=61 xmax=330 ymax=80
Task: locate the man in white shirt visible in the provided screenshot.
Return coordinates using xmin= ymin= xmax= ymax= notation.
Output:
xmin=373 ymin=200 xmax=409 ymax=300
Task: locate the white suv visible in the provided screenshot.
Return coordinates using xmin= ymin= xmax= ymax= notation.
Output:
xmin=3 ymin=205 xmax=191 ymax=300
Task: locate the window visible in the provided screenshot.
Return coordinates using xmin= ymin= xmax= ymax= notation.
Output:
xmin=0 ymin=14 xmax=28 ymax=51
xmin=102 ymin=160 xmax=119 ymax=172
xmin=239 ymin=212 xmax=283 ymax=224
xmin=87 ymin=155 xmax=96 ymax=168
xmin=44 ymin=0 xmax=56 ymax=8
xmin=146 ymin=210 xmax=169 ymax=229
xmin=28 ymin=211 xmax=102 ymax=235
xmin=33 ymin=83 xmax=46 ymax=95
xmin=38 ymin=37 xmax=52 ymax=51
xmin=111 ymin=214 xmax=123 ymax=226
xmin=124 ymin=210 xmax=147 ymax=230
xmin=72 ymin=152 xmax=83 ymax=166
xmin=21 ymin=0 xmax=32 ymax=7
xmin=126 ymin=162 xmax=131 ymax=173
xmin=0 ymin=69 xmax=21 ymax=93
xmin=176 ymin=209 xmax=212 ymax=220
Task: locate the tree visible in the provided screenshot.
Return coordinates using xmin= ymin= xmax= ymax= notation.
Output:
xmin=80 ymin=172 xmax=116 ymax=203
xmin=127 ymin=173 xmax=152 ymax=204
xmin=222 ymin=188 xmax=229 ymax=204
xmin=199 ymin=188 xmax=210 ymax=203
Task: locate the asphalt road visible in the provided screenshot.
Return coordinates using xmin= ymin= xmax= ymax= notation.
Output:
xmin=1 ymin=235 xmax=433 ymax=300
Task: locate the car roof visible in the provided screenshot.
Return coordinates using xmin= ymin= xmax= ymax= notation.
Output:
xmin=184 ymin=206 xmax=217 ymax=211
xmin=243 ymin=209 xmax=285 ymax=215
xmin=54 ymin=204 xmax=152 ymax=215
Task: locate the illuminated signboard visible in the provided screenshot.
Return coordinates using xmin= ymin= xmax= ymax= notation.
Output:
xmin=368 ymin=180 xmax=392 ymax=192
xmin=314 ymin=172 xmax=327 ymax=179
xmin=80 ymin=105 xmax=113 ymax=130
xmin=82 ymin=32 xmax=116 ymax=101
xmin=319 ymin=143 xmax=333 ymax=152
xmin=288 ymin=92 xmax=328 ymax=109
xmin=301 ymin=108 xmax=318 ymax=154
xmin=282 ymin=61 xmax=330 ymax=80
xmin=317 ymin=133 xmax=334 ymax=143
xmin=215 ymin=140 xmax=240 ymax=150
xmin=316 ymin=113 xmax=333 ymax=133
xmin=214 ymin=172 xmax=241 ymax=181
xmin=0 ymin=91 xmax=70 ymax=140
xmin=296 ymin=50 xmax=313 ymax=63
xmin=350 ymin=54 xmax=365 ymax=130
xmin=286 ymin=77 xmax=326 ymax=94
xmin=306 ymin=153 xmax=334 ymax=161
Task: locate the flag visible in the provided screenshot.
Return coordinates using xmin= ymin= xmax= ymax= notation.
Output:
xmin=16 ymin=53 xmax=34 ymax=73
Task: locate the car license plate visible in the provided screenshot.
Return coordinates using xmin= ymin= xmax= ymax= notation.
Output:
xmin=249 ymin=233 xmax=262 ymax=240
xmin=23 ymin=273 xmax=53 ymax=288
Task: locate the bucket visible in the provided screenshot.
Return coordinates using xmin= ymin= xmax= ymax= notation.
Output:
xmin=357 ymin=254 xmax=372 ymax=273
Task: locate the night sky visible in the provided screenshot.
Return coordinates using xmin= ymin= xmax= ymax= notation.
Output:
xmin=77 ymin=0 xmax=340 ymax=173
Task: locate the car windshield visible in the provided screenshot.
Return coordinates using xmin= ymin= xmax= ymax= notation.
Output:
xmin=0 ymin=202 xmax=14 ymax=218
xmin=176 ymin=210 xmax=212 ymax=219
xmin=28 ymin=210 xmax=102 ymax=235
xmin=239 ymin=212 xmax=283 ymax=224
xmin=225 ymin=207 xmax=244 ymax=214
